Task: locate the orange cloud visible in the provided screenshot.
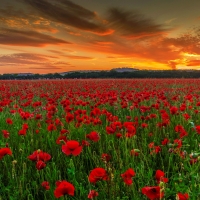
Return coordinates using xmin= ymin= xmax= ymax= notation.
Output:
xmin=186 ymin=59 xmax=200 ymax=66
xmin=66 ymin=55 xmax=95 ymax=60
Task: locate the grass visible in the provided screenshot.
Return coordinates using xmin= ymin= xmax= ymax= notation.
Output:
xmin=0 ymin=79 xmax=199 ymax=200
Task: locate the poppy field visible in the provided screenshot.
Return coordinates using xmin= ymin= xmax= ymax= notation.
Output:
xmin=0 ymin=79 xmax=200 ymax=200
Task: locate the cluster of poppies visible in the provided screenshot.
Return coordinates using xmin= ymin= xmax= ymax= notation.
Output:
xmin=1 ymin=79 xmax=199 ymax=199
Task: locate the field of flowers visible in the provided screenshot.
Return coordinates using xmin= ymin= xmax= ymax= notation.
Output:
xmin=0 ymin=79 xmax=199 ymax=200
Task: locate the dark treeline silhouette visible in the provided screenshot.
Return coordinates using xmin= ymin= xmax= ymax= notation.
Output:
xmin=1 ymin=70 xmax=200 ymax=79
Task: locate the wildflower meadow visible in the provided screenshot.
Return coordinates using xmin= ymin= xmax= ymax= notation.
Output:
xmin=0 ymin=79 xmax=199 ymax=200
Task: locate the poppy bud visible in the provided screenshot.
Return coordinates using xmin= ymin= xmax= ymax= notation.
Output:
xmin=168 ymin=143 xmax=173 ymax=147
xmin=190 ymin=152 xmax=199 ymax=158
xmin=134 ymin=149 xmax=140 ymax=153
xmin=12 ymin=160 xmax=17 ymax=165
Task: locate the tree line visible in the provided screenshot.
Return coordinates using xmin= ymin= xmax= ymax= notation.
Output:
xmin=0 ymin=70 xmax=200 ymax=79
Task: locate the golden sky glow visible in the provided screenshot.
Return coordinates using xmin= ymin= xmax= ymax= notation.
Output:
xmin=0 ymin=0 xmax=200 ymax=74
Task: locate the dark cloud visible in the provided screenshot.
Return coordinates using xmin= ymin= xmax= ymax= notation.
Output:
xmin=107 ymin=8 xmax=168 ymax=39
xmin=23 ymin=0 xmax=113 ymax=35
xmin=57 ymin=0 xmax=96 ymax=19
xmin=0 ymin=53 xmax=48 ymax=65
xmin=0 ymin=6 xmax=58 ymax=33
xmin=0 ymin=28 xmax=71 ymax=46
xmin=0 ymin=53 xmax=68 ymax=66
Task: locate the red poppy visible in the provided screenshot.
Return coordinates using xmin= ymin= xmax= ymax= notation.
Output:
xmin=22 ymin=123 xmax=29 ymax=130
xmin=170 ymin=106 xmax=178 ymax=115
xmin=47 ymin=124 xmax=56 ymax=131
xmin=88 ymin=190 xmax=98 ymax=199
xmin=106 ymin=126 xmax=116 ymax=134
xmin=89 ymin=168 xmax=108 ymax=184
xmin=142 ymin=186 xmax=164 ymax=200
xmin=18 ymin=129 xmax=27 ymax=136
xmin=116 ymin=133 xmax=123 ymax=139
xmin=2 ymin=130 xmax=9 ymax=138
xmin=177 ymin=193 xmax=189 ymax=200
xmin=60 ymin=129 xmax=69 ymax=135
xmin=86 ymin=131 xmax=100 ymax=142
xmin=41 ymin=181 xmax=50 ymax=190
xmin=130 ymin=149 xmax=139 ymax=156
xmin=179 ymin=130 xmax=188 ymax=138
xmin=54 ymin=180 xmax=75 ymax=198
xmin=161 ymin=138 xmax=169 ymax=145
xmin=36 ymin=160 xmax=46 ymax=170
xmin=0 ymin=147 xmax=12 ymax=159
xmin=183 ymin=113 xmax=190 ymax=120
xmin=155 ymin=170 xmax=168 ymax=183
xmin=154 ymin=146 xmax=161 ymax=154
xmin=174 ymin=139 xmax=182 ymax=148
xmin=28 ymin=150 xmax=51 ymax=162
xmin=190 ymin=158 xmax=198 ymax=165
xmin=121 ymin=168 xmax=136 ymax=185
xmin=101 ymin=153 xmax=111 ymax=162
xmin=66 ymin=113 xmax=74 ymax=123
xmin=56 ymin=135 xmax=68 ymax=145
xmin=62 ymin=140 xmax=82 ymax=156
xmin=175 ymin=125 xmax=184 ymax=133
xmin=82 ymin=140 xmax=90 ymax=147
xmin=195 ymin=125 xmax=200 ymax=134
xmin=141 ymin=123 xmax=148 ymax=128
xmin=6 ymin=118 xmax=13 ymax=125
xmin=149 ymin=142 xmax=154 ymax=148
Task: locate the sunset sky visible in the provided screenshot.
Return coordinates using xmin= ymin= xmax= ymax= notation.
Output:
xmin=0 ymin=0 xmax=200 ymax=74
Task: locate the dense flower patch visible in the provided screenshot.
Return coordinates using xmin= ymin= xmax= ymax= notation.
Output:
xmin=0 ymin=79 xmax=199 ymax=199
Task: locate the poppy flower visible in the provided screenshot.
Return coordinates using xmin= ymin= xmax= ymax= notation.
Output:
xmin=54 ymin=180 xmax=75 ymax=198
xmin=141 ymin=123 xmax=148 ymax=128
xmin=106 ymin=126 xmax=116 ymax=134
xmin=130 ymin=149 xmax=139 ymax=156
xmin=114 ymin=131 xmax=122 ymax=138
xmin=155 ymin=170 xmax=168 ymax=183
xmin=195 ymin=125 xmax=200 ymax=134
xmin=60 ymin=129 xmax=69 ymax=135
xmin=161 ymin=138 xmax=169 ymax=145
xmin=89 ymin=168 xmax=108 ymax=184
xmin=18 ymin=129 xmax=27 ymax=136
xmin=6 ymin=118 xmax=13 ymax=125
xmin=41 ymin=181 xmax=50 ymax=190
xmin=0 ymin=147 xmax=12 ymax=159
xmin=28 ymin=150 xmax=51 ymax=162
xmin=62 ymin=140 xmax=82 ymax=156
xmin=66 ymin=113 xmax=74 ymax=123
xmin=121 ymin=168 xmax=136 ymax=185
xmin=142 ymin=186 xmax=164 ymax=200
xmin=22 ymin=123 xmax=29 ymax=130
xmin=56 ymin=135 xmax=68 ymax=145
xmin=88 ymin=190 xmax=98 ymax=199
xmin=170 ymin=106 xmax=178 ymax=115
xmin=174 ymin=139 xmax=182 ymax=148
xmin=86 ymin=131 xmax=100 ymax=142
xmin=2 ymin=130 xmax=9 ymax=138
xmin=177 ymin=193 xmax=189 ymax=200
xmin=47 ymin=124 xmax=56 ymax=131
xmin=82 ymin=140 xmax=90 ymax=147
xmin=36 ymin=160 xmax=46 ymax=170
xmin=101 ymin=153 xmax=111 ymax=162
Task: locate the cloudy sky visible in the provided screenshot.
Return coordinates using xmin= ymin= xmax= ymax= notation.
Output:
xmin=0 ymin=0 xmax=200 ymax=74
